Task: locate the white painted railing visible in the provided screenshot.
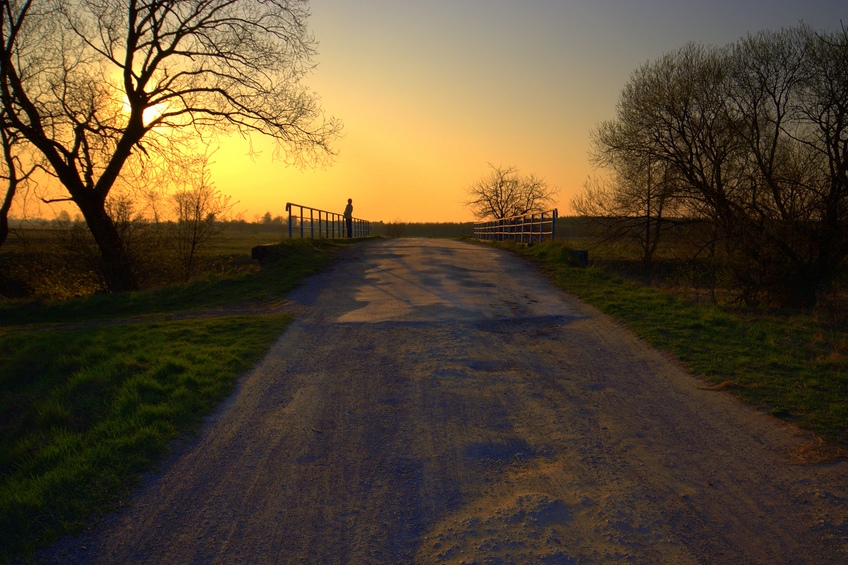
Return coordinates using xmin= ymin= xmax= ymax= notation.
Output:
xmin=473 ymin=209 xmax=557 ymax=244
xmin=285 ymin=202 xmax=370 ymax=239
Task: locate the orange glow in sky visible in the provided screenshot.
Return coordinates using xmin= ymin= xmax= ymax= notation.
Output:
xmin=125 ymin=2 xmax=848 ymax=224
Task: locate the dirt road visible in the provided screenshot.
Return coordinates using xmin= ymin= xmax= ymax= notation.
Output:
xmin=43 ymin=238 xmax=848 ymax=563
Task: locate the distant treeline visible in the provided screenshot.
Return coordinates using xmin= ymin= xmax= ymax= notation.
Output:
xmin=371 ymin=221 xmax=473 ymax=239
xmin=8 ymin=216 xmax=593 ymax=237
xmin=369 ymin=217 xmax=592 ymax=241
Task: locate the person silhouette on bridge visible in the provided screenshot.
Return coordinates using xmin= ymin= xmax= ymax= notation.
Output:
xmin=343 ymin=198 xmax=353 ymax=238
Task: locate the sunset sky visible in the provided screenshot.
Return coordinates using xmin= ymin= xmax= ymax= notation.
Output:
xmin=211 ymin=1 xmax=845 ymax=224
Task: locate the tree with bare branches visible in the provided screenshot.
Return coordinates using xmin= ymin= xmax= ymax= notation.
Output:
xmin=572 ymin=157 xmax=687 ymax=267
xmin=0 ymin=110 xmax=37 ymax=246
xmin=169 ymin=153 xmax=233 ymax=281
xmin=0 ymin=0 xmax=340 ymax=291
xmin=465 ymin=163 xmax=558 ymax=220
xmin=583 ymin=25 xmax=848 ymax=307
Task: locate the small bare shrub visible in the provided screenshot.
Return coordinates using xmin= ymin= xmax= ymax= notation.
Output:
xmin=384 ymin=219 xmax=407 ymax=238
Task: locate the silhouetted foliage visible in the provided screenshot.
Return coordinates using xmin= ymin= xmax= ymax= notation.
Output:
xmin=581 ymin=24 xmax=848 ymax=307
xmin=383 ymin=220 xmax=407 ymax=238
xmin=0 ymin=109 xmax=37 ymax=247
xmin=0 ymin=0 xmax=340 ymax=292
xmin=466 ymin=164 xmax=558 ymax=220
xmin=169 ymin=155 xmax=234 ymax=281
xmin=573 ymin=160 xmax=689 ymax=267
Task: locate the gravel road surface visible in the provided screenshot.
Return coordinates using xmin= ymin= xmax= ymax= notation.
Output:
xmin=42 ymin=238 xmax=848 ymax=564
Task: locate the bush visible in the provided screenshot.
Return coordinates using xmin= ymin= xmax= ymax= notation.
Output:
xmin=383 ymin=220 xmax=407 ymax=238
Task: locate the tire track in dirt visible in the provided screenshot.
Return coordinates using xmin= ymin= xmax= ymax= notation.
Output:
xmin=40 ymin=238 xmax=848 ymax=564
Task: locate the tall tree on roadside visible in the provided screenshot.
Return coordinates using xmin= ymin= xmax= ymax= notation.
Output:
xmin=790 ymin=25 xmax=848 ymax=306
xmin=572 ymin=157 xmax=685 ymax=267
xmin=170 ymin=153 xmax=233 ymax=281
xmin=465 ymin=163 xmax=558 ymax=220
xmin=0 ymin=0 xmax=340 ymax=291
xmin=583 ymin=25 xmax=848 ymax=307
xmin=0 ymin=110 xmax=37 ymax=246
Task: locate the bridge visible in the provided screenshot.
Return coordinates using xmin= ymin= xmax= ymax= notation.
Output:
xmin=285 ymin=202 xmax=370 ymax=239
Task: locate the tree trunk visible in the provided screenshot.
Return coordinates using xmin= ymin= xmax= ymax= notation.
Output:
xmin=75 ymin=193 xmax=138 ymax=292
xmin=0 ymin=211 xmax=8 ymax=247
xmin=0 ymin=127 xmax=18 ymax=248
xmin=783 ymin=263 xmax=821 ymax=309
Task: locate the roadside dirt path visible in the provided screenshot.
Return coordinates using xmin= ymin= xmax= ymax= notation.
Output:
xmin=42 ymin=238 xmax=848 ymax=564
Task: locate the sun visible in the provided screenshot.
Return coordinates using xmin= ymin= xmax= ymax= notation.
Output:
xmin=121 ymin=96 xmax=166 ymax=126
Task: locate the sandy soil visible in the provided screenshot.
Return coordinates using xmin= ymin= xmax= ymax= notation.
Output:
xmin=40 ymin=238 xmax=848 ymax=564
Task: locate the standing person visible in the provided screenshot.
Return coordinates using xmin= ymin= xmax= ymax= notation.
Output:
xmin=343 ymin=198 xmax=353 ymax=238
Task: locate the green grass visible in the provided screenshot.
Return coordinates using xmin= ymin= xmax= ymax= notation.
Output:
xmin=4 ymin=234 xmax=846 ymax=559
xmin=0 ymin=238 xmax=338 ymax=326
xmin=513 ymin=240 xmax=848 ymax=450
xmin=0 ymin=238 xmax=344 ymax=562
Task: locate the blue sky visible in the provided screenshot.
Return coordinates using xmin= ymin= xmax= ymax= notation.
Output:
xmin=211 ymin=1 xmax=846 ymax=222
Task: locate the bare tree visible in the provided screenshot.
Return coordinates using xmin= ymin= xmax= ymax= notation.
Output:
xmin=585 ymin=26 xmax=848 ymax=307
xmin=0 ymin=0 xmax=340 ymax=291
xmin=383 ymin=219 xmax=407 ymax=238
xmin=0 ymin=110 xmax=37 ymax=245
xmin=465 ymin=163 xmax=558 ymax=220
xmin=789 ymin=25 xmax=848 ymax=306
xmin=169 ymin=153 xmax=233 ymax=281
xmin=574 ymin=156 xmax=686 ymax=267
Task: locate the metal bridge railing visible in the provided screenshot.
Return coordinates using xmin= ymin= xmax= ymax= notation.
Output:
xmin=473 ymin=209 xmax=558 ymax=244
xmin=285 ymin=202 xmax=371 ymax=239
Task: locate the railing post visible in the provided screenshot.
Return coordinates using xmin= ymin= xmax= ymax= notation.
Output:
xmin=286 ymin=203 xmax=293 ymax=239
xmin=523 ymin=215 xmax=527 ymax=243
xmin=283 ymin=202 xmax=371 ymax=241
xmin=473 ymin=208 xmax=558 ymax=245
xmin=542 ymin=211 xmax=547 ymax=242
xmin=552 ymin=209 xmax=557 ymax=241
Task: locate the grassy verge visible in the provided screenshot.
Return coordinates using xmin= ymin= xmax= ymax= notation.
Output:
xmin=0 ymin=238 xmax=338 ymax=326
xmin=511 ymin=241 xmax=848 ymax=452
xmin=0 ymin=239 xmax=344 ymax=562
